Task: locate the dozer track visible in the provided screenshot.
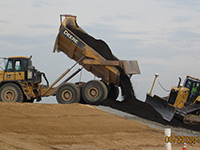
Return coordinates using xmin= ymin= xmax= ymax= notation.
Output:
xmin=176 ymin=103 xmax=200 ymax=124
xmin=183 ymin=114 xmax=200 ymax=124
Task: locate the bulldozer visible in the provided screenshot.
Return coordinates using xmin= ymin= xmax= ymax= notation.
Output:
xmin=146 ymin=74 xmax=200 ymax=124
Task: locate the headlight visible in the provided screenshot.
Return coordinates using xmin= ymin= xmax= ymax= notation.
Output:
xmin=27 ymin=70 xmax=33 ymax=79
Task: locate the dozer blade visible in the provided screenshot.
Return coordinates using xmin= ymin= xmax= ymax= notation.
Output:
xmin=145 ymin=94 xmax=176 ymax=122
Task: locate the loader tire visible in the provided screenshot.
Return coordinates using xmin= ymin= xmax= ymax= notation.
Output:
xmin=56 ymin=83 xmax=80 ymax=104
xmin=0 ymin=83 xmax=24 ymax=103
xmin=82 ymin=80 xmax=108 ymax=105
xmin=108 ymin=83 xmax=119 ymax=100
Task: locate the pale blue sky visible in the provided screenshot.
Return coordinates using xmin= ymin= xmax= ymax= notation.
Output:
xmin=1 ymin=0 xmax=200 ymax=102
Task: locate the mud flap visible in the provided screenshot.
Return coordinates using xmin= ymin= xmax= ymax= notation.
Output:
xmin=145 ymin=94 xmax=176 ymax=122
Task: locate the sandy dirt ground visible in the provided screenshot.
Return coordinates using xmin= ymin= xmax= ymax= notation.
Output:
xmin=0 ymin=102 xmax=199 ymax=150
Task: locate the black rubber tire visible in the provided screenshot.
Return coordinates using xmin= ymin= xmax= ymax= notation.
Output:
xmin=108 ymin=83 xmax=119 ymax=100
xmin=0 ymin=83 xmax=24 ymax=103
xmin=56 ymin=83 xmax=80 ymax=104
xmin=82 ymin=80 xmax=108 ymax=105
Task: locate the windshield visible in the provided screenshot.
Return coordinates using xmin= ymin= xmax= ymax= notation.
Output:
xmin=184 ymin=78 xmax=200 ymax=103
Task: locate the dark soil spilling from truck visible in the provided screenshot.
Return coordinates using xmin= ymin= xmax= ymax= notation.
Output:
xmin=67 ymin=25 xmax=135 ymax=101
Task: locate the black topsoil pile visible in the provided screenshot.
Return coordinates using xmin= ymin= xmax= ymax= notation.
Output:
xmin=67 ymin=25 xmax=200 ymax=131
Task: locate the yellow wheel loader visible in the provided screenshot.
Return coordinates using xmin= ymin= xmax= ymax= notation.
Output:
xmin=146 ymin=74 xmax=200 ymax=124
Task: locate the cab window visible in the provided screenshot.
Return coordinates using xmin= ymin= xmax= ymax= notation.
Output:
xmin=6 ymin=60 xmax=13 ymax=72
xmin=15 ymin=60 xmax=22 ymax=71
xmin=186 ymin=80 xmax=200 ymax=103
xmin=185 ymin=79 xmax=192 ymax=89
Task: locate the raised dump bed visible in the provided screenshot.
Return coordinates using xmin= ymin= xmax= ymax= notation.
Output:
xmin=53 ymin=15 xmax=140 ymax=86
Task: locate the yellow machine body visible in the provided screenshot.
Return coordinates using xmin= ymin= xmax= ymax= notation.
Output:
xmin=0 ymin=56 xmax=49 ymax=102
xmin=167 ymin=86 xmax=189 ymax=109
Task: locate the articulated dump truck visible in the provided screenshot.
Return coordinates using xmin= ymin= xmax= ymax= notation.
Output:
xmin=0 ymin=15 xmax=140 ymax=104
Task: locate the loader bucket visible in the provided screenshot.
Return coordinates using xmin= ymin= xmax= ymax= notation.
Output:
xmin=145 ymin=94 xmax=176 ymax=122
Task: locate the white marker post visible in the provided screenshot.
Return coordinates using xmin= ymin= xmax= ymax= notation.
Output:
xmin=165 ymin=128 xmax=171 ymax=150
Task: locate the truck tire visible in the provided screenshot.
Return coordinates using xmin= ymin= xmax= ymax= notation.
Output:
xmin=0 ymin=83 xmax=24 ymax=103
xmin=108 ymin=83 xmax=119 ymax=100
xmin=56 ymin=83 xmax=80 ymax=104
xmin=82 ymin=80 xmax=108 ymax=105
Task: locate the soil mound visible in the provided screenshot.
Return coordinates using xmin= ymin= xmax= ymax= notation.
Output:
xmin=0 ymin=102 xmax=163 ymax=150
xmin=0 ymin=102 xmax=199 ymax=150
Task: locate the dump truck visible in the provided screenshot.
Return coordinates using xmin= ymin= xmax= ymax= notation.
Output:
xmin=0 ymin=15 xmax=140 ymax=104
xmin=146 ymin=74 xmax=200 ymax=124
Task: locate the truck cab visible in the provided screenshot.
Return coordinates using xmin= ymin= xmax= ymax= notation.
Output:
xmin=0 ymin=56 xmax=46 ymax=103
xmin=167 ymin=76 xmax=200 ymax=109
xmin=1 ymin=56 xmax=41 ymax=84
xmin=184 ymin=76 xmax=200 ymax=104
